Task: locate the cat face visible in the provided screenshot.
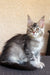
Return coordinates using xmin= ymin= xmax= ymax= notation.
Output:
xmin=27 ymin=15 xmax=45 ymax=39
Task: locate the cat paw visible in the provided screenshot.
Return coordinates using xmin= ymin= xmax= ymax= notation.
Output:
xmin=36 ymin=62 xmax=45 ymax=69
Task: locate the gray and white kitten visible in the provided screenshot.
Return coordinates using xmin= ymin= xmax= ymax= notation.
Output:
xmin=0 ymin=15 xmax=45 ymax=70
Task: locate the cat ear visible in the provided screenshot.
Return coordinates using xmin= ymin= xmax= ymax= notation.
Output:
xmin=37 ymin=16 xmax=45 ymax=28
xmin=27 ymin=15 xmax=33 ymax=26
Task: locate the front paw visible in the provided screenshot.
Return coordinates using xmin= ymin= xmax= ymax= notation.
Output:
xmin=36 ymin=62 xmax=45 ymax=69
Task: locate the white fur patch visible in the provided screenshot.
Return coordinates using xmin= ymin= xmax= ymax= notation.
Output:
xmin=31 ymin=37 xmax=43 ymax=54
xmin=8 ymin=55 xmax=28 ymax=64
xmin=30 ymin=60 xmax=45 ymax=69
xmin=9 ymin=56 xmax=20 ymax=64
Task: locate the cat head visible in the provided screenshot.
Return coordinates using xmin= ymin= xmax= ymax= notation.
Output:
xmin=27 ymin=15 xmax=45 ymax=39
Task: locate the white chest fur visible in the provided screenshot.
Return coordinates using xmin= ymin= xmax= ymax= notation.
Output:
xmin=30 ymin=37 xmax=44 ymax=54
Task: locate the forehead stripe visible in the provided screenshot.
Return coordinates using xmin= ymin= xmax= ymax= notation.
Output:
xmin=33 ymin=23 xmax=37 ymax=27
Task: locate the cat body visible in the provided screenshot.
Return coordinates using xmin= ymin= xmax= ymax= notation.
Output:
xmin=0 ymin=15 xmax=45 ymax=70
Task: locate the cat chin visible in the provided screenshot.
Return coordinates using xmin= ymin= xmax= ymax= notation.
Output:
xmin=28 ymin=33 xmax=43 ymax=41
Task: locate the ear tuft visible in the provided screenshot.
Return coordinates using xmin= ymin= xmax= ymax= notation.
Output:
xmin=27 ymin=15 xmax=33 ymax=26
xmin=27 ymin=15 xmax=31 ymax=20
xmin=38 ymin=16 xmax=45 ymax=28
xmin=41 ymin=16 xmax=45 ymax=19
xmin=41 ymin=16 xmax=45 ymax=21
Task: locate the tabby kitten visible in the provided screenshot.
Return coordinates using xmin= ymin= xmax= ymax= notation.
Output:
xmin=0 ymin=15 xmax=45 ymax=70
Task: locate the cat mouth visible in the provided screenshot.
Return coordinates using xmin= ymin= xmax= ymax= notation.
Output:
xmin=33 ymin=32 xmax=35 ymax=34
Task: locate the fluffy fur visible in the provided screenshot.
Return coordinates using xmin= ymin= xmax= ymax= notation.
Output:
xmin=0 ymin=15 xmax=45 ymax=70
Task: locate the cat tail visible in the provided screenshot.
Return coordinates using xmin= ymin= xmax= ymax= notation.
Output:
xmin=0 ymin=60 xmax=36 ymax=70
xmin=0 ymin=52 xmax=36 ymax=70
xmin=0 ymin=57 xmax=36 ymax=70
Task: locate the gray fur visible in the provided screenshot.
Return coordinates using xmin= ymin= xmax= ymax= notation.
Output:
xmin=0 ymin=16 xmax=45 ymax=69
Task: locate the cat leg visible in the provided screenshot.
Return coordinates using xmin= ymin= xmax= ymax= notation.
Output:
xmin=30 ymin=55 xmax=45 ymax=69
xmin=30 ymin=60 xmax=45 ymax=69
xmin=36 ymin=54 xmax=45 ymax=69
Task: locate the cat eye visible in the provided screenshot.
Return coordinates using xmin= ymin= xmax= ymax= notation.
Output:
xmin=30 ymin=27 xmax=33 ymax=31
xmin=36 ymin=28 xmax=39 ymax=31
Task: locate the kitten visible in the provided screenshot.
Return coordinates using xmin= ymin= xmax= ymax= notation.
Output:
xmin=0 ymin=15 xmax=45 ymax=70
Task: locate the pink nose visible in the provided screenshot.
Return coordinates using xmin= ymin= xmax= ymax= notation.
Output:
xmin=33 ymin=32 xmax=35 ymax=34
